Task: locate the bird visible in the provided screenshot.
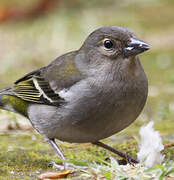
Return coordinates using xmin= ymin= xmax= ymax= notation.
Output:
xmin=0 ymin=26 xmax=150 ymax=168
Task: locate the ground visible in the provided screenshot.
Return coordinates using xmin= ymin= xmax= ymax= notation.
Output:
xmin=0 ymin=0 xmax=174 ymax=179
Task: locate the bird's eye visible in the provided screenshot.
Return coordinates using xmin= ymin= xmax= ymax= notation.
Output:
xmin=104 ymin=40 xmax=114 ymax=49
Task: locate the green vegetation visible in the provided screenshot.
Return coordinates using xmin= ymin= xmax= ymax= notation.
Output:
xmin=0 ymin=0 xmax=174 ymax=179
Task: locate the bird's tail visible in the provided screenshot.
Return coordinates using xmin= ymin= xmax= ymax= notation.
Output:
xmin=0 ymin=87 xmax=15 ymax=111
xmin=0 ymin=87 xmax=28 ymax=116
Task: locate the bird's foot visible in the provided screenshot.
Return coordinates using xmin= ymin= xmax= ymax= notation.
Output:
xmin=117 ymin=154 xmax=139 ymax=165
xmin=125 ymin=154 xmax=139 ymax=165
xmin=49 ymin=161 xmax=88 ymax=170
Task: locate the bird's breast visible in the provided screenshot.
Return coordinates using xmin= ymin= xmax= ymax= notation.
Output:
xmin=54 ymin=70 xmax=148 ymax=142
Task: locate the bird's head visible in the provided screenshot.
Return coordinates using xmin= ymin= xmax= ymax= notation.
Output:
xmin=80 ymin=26 xmax=150 ymax=61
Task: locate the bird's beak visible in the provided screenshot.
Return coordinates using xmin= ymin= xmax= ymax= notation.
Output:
xmin=123 ymin=38 xmax=150 ymax=58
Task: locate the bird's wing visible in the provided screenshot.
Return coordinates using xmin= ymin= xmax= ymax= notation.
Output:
xmin=12 ymin=51 xmax=84 ymax=106
xmin=43 ymin=51 xmax=84 ymax=92
xmin=13 ymin=69 xmax=63 ymax=106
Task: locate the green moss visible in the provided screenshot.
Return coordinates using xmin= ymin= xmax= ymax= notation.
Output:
xmin=0 ymin=0 xmax=174 ymax=178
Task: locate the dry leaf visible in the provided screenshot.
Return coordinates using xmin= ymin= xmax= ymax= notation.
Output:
xmin=37 ymin=170 xmax=72 ymax=179
xmin=64 ymin=144 xmax=76 ymax=148
xmin=81 ymin=143 xmax=91 ymax=146
xmin=164 ymin=142 xmax=174 ymax=148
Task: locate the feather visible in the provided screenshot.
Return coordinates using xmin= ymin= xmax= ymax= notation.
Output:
xmin=12 ymin=71 xmax=63 ymax=106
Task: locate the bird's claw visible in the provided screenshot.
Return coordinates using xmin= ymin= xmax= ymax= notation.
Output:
xmin=126 ymin=155 xmax=139 ymax=165
xmin=49 ymin=161 xmax=88 ymax=170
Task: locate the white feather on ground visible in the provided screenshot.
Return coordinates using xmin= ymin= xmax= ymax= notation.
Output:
xmin=137 ymin=121 xmax=164 ymax=168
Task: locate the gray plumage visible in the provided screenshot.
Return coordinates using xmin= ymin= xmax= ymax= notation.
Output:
xmin=0 ymin=26 xmax=150 ymax=166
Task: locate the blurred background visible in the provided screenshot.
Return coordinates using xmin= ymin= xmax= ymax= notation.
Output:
xmin=0 ymin=0 xmax=174 ymax=178
xmin=0 ymin=0 xmax=173 ymax=157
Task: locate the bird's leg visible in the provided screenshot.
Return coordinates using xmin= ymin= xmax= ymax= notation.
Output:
xmin=47 ymin=139 xmax=88 ymax=170
xmin=47 ymin=139 xmax=67 ymax=170
xmin=93 ymin=141 xmax=139 ymax=164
